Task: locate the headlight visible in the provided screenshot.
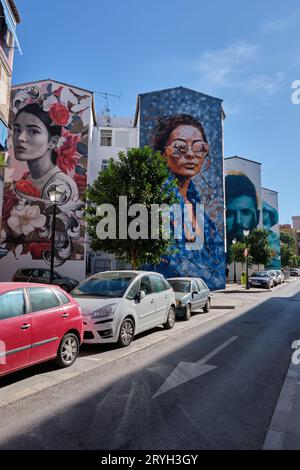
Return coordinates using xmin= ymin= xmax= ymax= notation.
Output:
xmin=91 ymin=304 xmax=117 ymax=319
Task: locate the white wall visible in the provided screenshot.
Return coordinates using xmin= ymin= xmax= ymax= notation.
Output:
xmin=89 ymin=119 xmax=138 ymax=185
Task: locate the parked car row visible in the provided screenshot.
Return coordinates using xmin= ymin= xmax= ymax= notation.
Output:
xmin=249 ymin=269 xmax=284 ymax=289
xmin=290 ymin=268 xmax=300 ymax=277
xmin=0 ymin=271 xmax=211 ymax=377
xmin=12 ymin=268 xmax=79 ymax=292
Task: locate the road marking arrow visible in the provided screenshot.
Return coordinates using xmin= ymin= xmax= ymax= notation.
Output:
xmin=153 ymin=336 xmax=238 ymax=398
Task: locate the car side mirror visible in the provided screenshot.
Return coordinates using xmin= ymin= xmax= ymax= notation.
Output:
xmin=192 ymin=291 xmax=199 ymax=297
xmin=138 ymin=290 xmax=146 ymax=302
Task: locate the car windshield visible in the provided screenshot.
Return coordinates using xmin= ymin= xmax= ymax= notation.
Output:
xmin=252 ymin=272 xmax=268 ymax=277
xmin=72 ymin=273 xmax=137 ymax=298
xmin=168 ymin=280 xmax=191 ymax=293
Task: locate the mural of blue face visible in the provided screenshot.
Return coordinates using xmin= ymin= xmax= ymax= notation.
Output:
xmin=263 ymin=201 xmax=281 ymax=270
xmin=139 ymin=87 xmax=225 ymax=290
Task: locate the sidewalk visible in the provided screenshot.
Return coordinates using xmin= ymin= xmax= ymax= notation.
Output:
xmin=264 ymin=359 xmax=300 ymax=449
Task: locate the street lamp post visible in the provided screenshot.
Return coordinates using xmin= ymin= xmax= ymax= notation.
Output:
xmin=232 ymin=238 xmax=237 ymax=283
xmin=49 ymin=186 xmax=65 ymax=284
xmin=243 ymin=229 xmax=250 ymax=290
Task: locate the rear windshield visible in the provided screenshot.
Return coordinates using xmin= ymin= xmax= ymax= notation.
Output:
xmin=72 ymin=272 xmax=137 ymax=298
xmin=168 ymin=280 xmax=191 ymax=293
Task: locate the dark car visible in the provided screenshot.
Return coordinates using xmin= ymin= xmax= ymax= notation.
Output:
xmin=12 ymin=268 xmax=79 ymax=292
xmin=249 ymin=271 xmax=274 ymax=289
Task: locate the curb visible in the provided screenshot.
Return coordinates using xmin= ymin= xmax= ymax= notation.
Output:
xmin=263 ymin=361 xmax=300 ymax=449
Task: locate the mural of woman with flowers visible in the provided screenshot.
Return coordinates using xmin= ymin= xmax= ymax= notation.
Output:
xmin=0 ymin=81 xmax=91 ymax=268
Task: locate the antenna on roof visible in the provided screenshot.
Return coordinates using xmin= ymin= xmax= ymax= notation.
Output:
xmin=94 ymin=91 xmax=121 ymax=126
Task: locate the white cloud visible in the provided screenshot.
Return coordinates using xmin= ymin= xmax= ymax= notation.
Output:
xmin=244 ymin=72 xmax=285 ymax=95
xmin=194 ymin=41 xmax=285 ymax=96
xmin=196 ymin=41 xmax=259 ymax=87
xmin=262 ymin=17 xmax=295 ymax=33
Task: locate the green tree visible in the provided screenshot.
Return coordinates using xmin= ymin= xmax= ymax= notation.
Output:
xmin=85 ymin=146 xmax=178 ymax=269
xmin=228 ymin=241 xmax=246 ymax=266
xmin=280 ymin=232 xmax=296 ymax=267
xmin=247 ymin=228 xmax=272 ymax=270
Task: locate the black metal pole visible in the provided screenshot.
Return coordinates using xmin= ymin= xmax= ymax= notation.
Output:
xmin=246 ymin=251 xmax=249 ymax=289
xmin=234 ymin=261 xmax=237 ymax=284
xmin=50 ymin=202 xmax=57 ymax=284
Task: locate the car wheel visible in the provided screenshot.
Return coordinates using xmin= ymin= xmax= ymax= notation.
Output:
xmin=60 ymin=284 xmax=70 ymax=292
xmin=118 ymin=318 xmax=134 ymax=347
xmin=184 ymin=304 xmax=191 ymax=321
xmin=203 ymin=298 xmax=211 ymax=313
xmin=55 ymin=333 xmax=79 ymax=368
xmin=163 ymin=306 xmax=176 ymax=329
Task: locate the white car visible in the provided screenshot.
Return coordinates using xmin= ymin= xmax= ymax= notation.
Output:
xmin=71 ymin=271 xmax=176 ymax=347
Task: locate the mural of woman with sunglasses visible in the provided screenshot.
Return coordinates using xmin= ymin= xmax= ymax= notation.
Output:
xmin=152 ymin=114 xmax=225 ymax=290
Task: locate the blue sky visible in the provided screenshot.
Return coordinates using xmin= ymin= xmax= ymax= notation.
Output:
xmin=13 ymin=0 xmax=300 ymax=224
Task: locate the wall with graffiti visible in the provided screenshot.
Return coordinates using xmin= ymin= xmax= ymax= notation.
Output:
xmin=137 ymin=86 xmax=225 ymax=290
xmin=0 ymin=79 xmax=94 ymax=282
xmin=225 ymin=157 xmax=262 ymax=255
xmin=262 ymin=187 xmax=281 ymax=269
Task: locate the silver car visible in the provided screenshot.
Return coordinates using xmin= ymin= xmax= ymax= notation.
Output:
xmin=167 ymin=277 xmax=211 ymax=321
xmin=71 ymin=271 xmax=176 ymax=347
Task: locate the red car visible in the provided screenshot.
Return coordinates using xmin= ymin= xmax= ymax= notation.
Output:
xmin=0 ymin=283 xmax=83 ymax=377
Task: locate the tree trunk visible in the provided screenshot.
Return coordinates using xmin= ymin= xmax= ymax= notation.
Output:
xmin=131 ymin=248 xmax=138 ymax=270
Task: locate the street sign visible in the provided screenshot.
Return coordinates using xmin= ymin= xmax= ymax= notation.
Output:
xmin=244 ymin=248 xmax=248 ymax=257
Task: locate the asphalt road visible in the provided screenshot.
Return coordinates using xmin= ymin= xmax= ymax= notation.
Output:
xmin=0 ymin=281 xmax=300 ymax=450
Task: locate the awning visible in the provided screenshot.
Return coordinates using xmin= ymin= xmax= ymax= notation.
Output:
xmin=1 ymin=0 xmax=22 ymax=55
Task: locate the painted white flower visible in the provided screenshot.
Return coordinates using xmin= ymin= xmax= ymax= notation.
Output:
xmin=43 ymin=95 xmax=58 ymax=112
xmin=7 ymin=204 xmax=46 ymax=236
xmin=60 ymin=87 xmax=78 ymax=106
xmin=11 ymin=90 xmax=29 ymax=114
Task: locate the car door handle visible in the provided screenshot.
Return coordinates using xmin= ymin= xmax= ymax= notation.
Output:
xmin=61 ymin=313 xmax=69 ymax=319
xmin=20 ymin=323 xmax=31 ymax=330
xmin=150 ymin=300 xmax=155 ymax=304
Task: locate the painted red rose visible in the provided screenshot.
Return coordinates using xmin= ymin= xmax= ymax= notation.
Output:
xmin=74 ymin=174 xmax=87 ymax=194
xmin=15 ymin=180 xmax=41 ymax=198
xmin=49 ymin=102 xmax=70 ymax=126
xmin=2 ymin=187 xmax=18 ymax=222
xmin=23 ymin=242 xmax=51 ymax=259
xmin=57 ymin=130 xmax=80 ymax=174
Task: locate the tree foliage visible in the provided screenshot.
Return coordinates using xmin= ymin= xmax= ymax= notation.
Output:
xmin=85 ymin=146 xmax=178 ymax=269
xmin=228 ymin=241 xmax=246 ymax=265
xmin=280 ymin=231 xmax=296 ymax=267
xmin=247 ymin=228 xmax=272 ymax=268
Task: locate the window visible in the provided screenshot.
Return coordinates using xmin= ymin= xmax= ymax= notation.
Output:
xmin=101 ymin=159 xmax=109 ymax=172
xmin=150 ymin=275 xmax=166 ymax=293
xmin=115 ymin=131 xmax=130 ymax=148
xmin=28 ymin=288 xmax=60 ymax=313
xmin=197 ymin=279 xmax=208 ymax=290
xmin=100 ymin=129 xmax=112 ymax=146
xmin=191 ymin=280 xmax=199 ymax=293
xmin=140 ymin=276 xmax=152 ymax=295
xmin=126 ymin=280 xmax=140 ymax=300
xmin=31 ymin=269 xmax=40 ymax=278
xmin=54 ymin=290 xmax=70 ymax=305
xmin=0 ymin=289 xmax=25 ymax=320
